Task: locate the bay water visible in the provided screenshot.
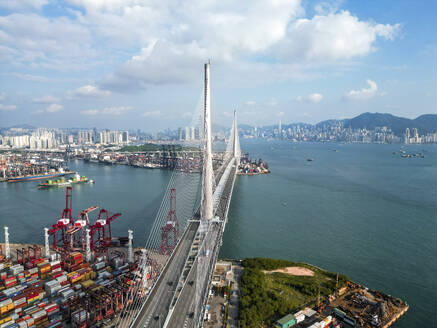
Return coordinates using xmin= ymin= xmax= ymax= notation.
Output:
xmin=1 ymin=141 xmax=436 ymax=327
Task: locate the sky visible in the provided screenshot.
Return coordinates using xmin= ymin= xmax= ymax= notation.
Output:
xmin=0 ymin=0 xmax=436 ymax=131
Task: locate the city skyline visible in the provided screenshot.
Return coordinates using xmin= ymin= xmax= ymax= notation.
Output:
xmin=0 ymin=1 xmax=436 ymax=131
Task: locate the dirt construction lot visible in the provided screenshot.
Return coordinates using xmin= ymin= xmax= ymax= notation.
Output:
xmin=263 ymin=266 xmax=315 ymax=276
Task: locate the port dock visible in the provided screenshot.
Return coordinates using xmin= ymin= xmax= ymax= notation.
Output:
xmin=0 ymin=187 xmax=151 ymax=328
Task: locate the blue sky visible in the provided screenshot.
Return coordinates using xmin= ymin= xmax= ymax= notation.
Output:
xmin=0 ymin=0 xmax=436 ymax=131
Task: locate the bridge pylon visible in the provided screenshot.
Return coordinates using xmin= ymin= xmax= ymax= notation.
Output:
xmin=232 ymin=110 xmax=241 ymax=167
xmin=202 ymin=62 xmax=214 ymax=221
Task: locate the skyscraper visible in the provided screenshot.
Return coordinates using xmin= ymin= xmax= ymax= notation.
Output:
xmin=404 ymin=128 xmax=410 ymax=144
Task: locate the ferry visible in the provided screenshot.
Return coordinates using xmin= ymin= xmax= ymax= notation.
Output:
xmin=7 ymin=168 xmax=72 ymax=182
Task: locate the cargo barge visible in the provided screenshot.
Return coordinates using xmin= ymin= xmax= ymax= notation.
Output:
xmin=7 ymin=169 xmax=75 ymax=183
xmin=38 ymin=174 xmax=94 ymax=189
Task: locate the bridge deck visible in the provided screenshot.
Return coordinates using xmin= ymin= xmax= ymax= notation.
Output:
xmin=165 ymin=162 xmax=237 ymax=327
xmin=131 ymin=158 xmax=237 ymax=328
xmin=132 ymin=222 xmax=199 ymax=327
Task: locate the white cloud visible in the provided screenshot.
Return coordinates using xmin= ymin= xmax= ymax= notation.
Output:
xmin=345 ymin=79 xmax=378 ymax=100
xmin=297 ymin=93 xmax=323 ymax=103
xmin=6 ymin=73 xmax=50 ymax=82
xmin=307 ymin=93 xmax=323 ymax=103
xmin=141 ymin=110 xmax=161 ymax=117
xmin=80 ymin=109 xmax=99 ymax=116
xmin=95 ymin=2 xmax=399 ymax=91
xmin=46 ymin=103 xmax=63 ymax=112
xmin=267 ymin=98 xmax=278 ymax=106
xmin=35 ymin=103 xmax=63 ymax=113
xmin=0 ymin=0 xmax=400 ymax=93
xmin=0 ymin=0 xmax=48 ymax=10
xmin=68 ymin=85 xmax=111 ymax=98
xmin=33 ymin=95 xmax=60 ymax=104
xmin=0 ymin=103 xmax=16 ymax=111
xmin=245 ymin=100 xmax=256 ymax=106
xmin=274 ymin=10 xmax=400 ymax=62
xmin=81 ymin=106 xmax=132 ymax=116
xmin=0 ymin=13 xmax=93 ymax=70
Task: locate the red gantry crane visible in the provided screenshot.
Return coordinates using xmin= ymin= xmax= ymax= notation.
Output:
xmin=49 ymin=187 xmax=73 ymax=251
xmin=67 ymin=205 xmax=99 ymax=251
xmin=90 ymin=209 xmax=122 ymax=255
xmin=161 ymin=188 xmax=179 ymax=255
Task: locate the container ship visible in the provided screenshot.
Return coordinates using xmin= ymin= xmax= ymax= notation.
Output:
xmin=38 ymin=174 xmax=94 ymax=189
xmin=7 ymin=168 xmax=74 ymax=183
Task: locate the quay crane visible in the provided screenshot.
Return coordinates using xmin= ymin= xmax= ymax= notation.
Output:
xmin=89 ymin=209 xmax=122 ymax=256
xmin=48 ymin=186 xmax=73 ymax=251
xmin=160 ymin=188 xmax=179 ymax=255
xmin=66 ymin=205 xmax=99 ymax=251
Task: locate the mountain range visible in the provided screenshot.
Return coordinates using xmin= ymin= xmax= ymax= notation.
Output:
xmin=319 ymin=113 xmax=437 ymax=136
xmin=251 ymin=113 xmax=437 ymax=136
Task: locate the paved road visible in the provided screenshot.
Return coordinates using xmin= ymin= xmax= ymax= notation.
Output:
xmin=166 ymin=260 xmax=198 ymax=328
xmin=228 ymin=264 xmax=243 ymax=328
xmin=131 ymin=222 xmax=199 ymax=328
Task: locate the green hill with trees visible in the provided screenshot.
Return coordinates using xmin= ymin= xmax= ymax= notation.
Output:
xmin=238 ymin=258 xmax=349 ymax=328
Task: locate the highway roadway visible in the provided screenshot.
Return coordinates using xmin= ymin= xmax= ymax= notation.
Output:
xmin=166 ymin=260 xmax=198 ymax=328
xmin=131 ymin=222 xmax=199 ymax=328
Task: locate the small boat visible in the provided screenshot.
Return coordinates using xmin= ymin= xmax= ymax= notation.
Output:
xmin=306 ymin=158 xmax=313 ymax=162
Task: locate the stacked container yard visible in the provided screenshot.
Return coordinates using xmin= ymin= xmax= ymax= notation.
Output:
xmin=1 ymin=242 xmax=144 ymax=328
xmin=0 ymin=192 xmax=145 ymax=327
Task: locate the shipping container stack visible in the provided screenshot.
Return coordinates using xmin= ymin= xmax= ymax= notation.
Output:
xmin=0 ymin=246 xmax=143 ymax=328
xmin=1 ymin=191 xmax=147 ymax=328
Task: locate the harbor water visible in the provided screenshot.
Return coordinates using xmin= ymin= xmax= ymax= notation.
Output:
xmin=1 ymin=141 xmax=436 ymax=327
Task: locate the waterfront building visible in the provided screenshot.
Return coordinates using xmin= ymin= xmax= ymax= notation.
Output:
xmin=274 ymin=314 xmax=296 ymax=328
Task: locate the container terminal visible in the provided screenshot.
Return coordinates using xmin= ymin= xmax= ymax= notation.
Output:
xmin=0 ymin=152 xmax=74 ymax=183
xmin=237 ymin=152 xmax=269 ymax=175
xmin=0 ymin=187 xmax=160 ymax=328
